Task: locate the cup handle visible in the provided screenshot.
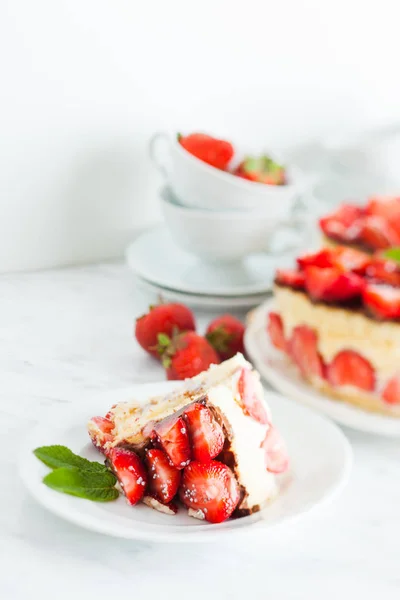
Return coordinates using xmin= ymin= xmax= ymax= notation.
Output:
xmin=149 ymin=132 xmax=171 ymax=179
xmin=264 ymin=194 xmax=319 ymax=256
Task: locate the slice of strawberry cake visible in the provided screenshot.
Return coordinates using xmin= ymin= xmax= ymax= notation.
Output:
xmin=267 ymin=245 xmax=400 ymax=416
xmin=320 ymin=195 xmax=400 ymax=252
xmin=87 ymin=354 xmax=289 ymax=523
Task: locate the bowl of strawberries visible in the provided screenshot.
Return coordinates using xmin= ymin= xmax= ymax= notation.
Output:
xmin=149 ymin=131 xmax=307 ymax=212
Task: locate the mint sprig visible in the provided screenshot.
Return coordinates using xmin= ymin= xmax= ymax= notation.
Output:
xmin=383 ymin=247 xmax=400 ymax=263
xmin=34 ymin=445 xmax=107 ymax=472
xmin=34 ymin=445 xmax=119 ymax=502
xmin=43 ymin=467 xmax=119 ymax=502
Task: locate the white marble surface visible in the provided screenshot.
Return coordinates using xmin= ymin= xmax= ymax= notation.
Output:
xmin=1 ymin=262 xmax=399 ymax=600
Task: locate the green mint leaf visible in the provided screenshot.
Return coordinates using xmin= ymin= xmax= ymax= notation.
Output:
xmin=34 ymin=445 xmax=107 ymax=472
xmin=43 ymin=467 xmax=119 ymax=502
xmin=383 ymin=247 xmax=400 ymax=263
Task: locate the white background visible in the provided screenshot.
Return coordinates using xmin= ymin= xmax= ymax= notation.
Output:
xmin=1 ymin=0 xmax=399 ymax=272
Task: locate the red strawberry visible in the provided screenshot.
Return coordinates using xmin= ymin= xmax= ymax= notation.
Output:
xmin=327 ymin=350 xmax=375 ymax=391
xmin=289 ymin=325 xmax=325 ymax=379
xmin=238 ymin=367 xmax=269 ymax=424
xmin=382 ymin=375 xmax=400 ymax=405
xmin=319 ymin=204 xmax=365 ymax=242
xmin=184 ymin=403 xmax=224 ymax=462
xmin=366 ymin=257 xmax=400 ymax=287
xmin=261 ymin=426 xmax=289 ymax=474
xmin=144 ymin=448 xmax=181 ymax=504
xmin=234 ymin=155 xmax=286 ymax=185
xmin=107 ymin=448 xmax=147 ymax=505
xmin=267 ymin=312 xmax=286 ymax=352
xmin=362 ymin=284 xmax=400 ymax=319
xmin=330 ymin=247 xmax=370 ymax=273
xmin=360 ymin=215 xmax=400 ymax=250
xmin=366 ymin=195 xmax=400 ymax=220
xmin=179 ymin=460 xmax=240 ymax=523
xmin=153 ymin=415 xmax=191 ymax=469
xmin=88 ymin=416 xmax=114 ymax=452
xmin=160 ymin=331 xmax=220 ymax=380
xmin=275 ymin=268 xmax=306 ymax=290
xmin=305 ymin=266 xmax=364 ymax=302
xmin=205 ymin=314 xmax=245 ymax=361
xmin=135 ymin=303 xmax=195 ymax=359
xmin=178 ymin=133 xmax=234 ymax=170
xmin=297 ymin=249 xmax=333 ymax=270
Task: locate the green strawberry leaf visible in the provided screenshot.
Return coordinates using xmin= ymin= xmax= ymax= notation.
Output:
xmin=34 ymin=445 xmax=107 ymax=472
xmin=43 ymin=467 xmax=119 ymax=502
xmin=383 ymin=247 xmax=400 ymax=263
xmin=157 ymin=333 xmax=171 ymax=347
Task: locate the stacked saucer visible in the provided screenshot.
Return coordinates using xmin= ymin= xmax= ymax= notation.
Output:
xmin=126 ymin=132 xmax=316 ymax=308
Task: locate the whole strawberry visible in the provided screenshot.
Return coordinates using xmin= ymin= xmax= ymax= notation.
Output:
xmin=206 ymin=314 xmax=245 ymax=361
xmin=234 ymin=155 xmax=286 ymax=185
xmin=159 ymin=331 xmax=220 ymax=380
xmin=135 ymin=303 xmax=196 ymax=358
xmin=178 ymin=133 xmax=234 ymax=171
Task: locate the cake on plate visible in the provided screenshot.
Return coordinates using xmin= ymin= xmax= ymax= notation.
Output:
xmin=267 ymin=245 xmax=400 ymax=417
xmin=88 ymin=354 xmax=289 ymax=523
xmin=320 ymin=195 xmax=400 ymax=252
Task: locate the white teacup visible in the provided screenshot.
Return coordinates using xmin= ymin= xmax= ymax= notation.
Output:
xmin=150 ymin=132 xmax=309 ymax=212
xmin=160 ymin=187 xmax=311 ymax=264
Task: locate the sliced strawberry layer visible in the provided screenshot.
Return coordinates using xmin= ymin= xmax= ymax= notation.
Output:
xmin=261 ymin=426 xmax=289 ymax=474
xmin=179 ymin=460 xmax=240 ymax=524
xmin=360 ymin=215 xmax=400 ymax=250
xmin=88 ymin=416 xmax=114 ymax=452
xmin=107 ymin=448 xmax=147 ymax=505
xmin=297 ymin=247 xmax=370 ymax=274
xmin=144 ymin=448 xmax=181 ymax=504
xmin=289 ymin=325 xmax=325 ymax=379
xmin=275 ymin=268 xmax=305 ymax=290
xmin=183 ymin=403 xmax=224 ymax=462
xmin=382 ymin=376 xmax=400 ymax=405
xmin=238 ymin=368 xmax=269 ymax=424
xmin=362 ymin=284 xmax=400 ymax=319
xmin=297 ymin=249 xmax=333 ymax=270
xmin=153 ymin=414 xmax=191 ymax=469
xmin=366 ymin=258 xmax=400 ymax=287
xmin=267 ymin=312 xmax=286 ymax=352
xmin=327 ymin=350 xmax=375 ymax=391
xmin=305 ymin=266 xmax=364 ymax=302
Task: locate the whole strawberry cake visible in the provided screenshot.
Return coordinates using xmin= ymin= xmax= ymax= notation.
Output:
xmin=320 ymin=195 xmax=400 ymax=252
xmin=88 ymin=354 xmax=289 ymax=523
xmin=267 ymin=245 xmax=400 ymax=416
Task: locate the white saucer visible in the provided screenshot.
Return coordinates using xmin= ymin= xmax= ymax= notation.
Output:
xmin=245 ymin=299 xmax=400 ymax=437
xmin=135 ymin=275 xmax=271 ymax=309
xmin=19 ymin=382 xmax=352 ymax=543
xmin=126 ymin=227 xmax=293 ymax=297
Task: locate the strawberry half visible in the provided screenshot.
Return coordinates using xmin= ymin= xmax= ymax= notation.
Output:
xmin=366 ymin=257 xmax=400 ymax=287
xmin=144 ymin=448 xmax=181 ymax=504
xmin=319 ymin=204 xmax=365 ymax=242
xmin=88 ymin=416 xmax=114 ymax=453
xmin=327 ymin=350 xmax=375 ymax=391
xmin=153 ymin=415 xmax=191 ymax=469
xmin=366 ymin=195 xmax=400 ymax=220
xmin=305 ymin=266 xmax=364 ymax=302
xmin=289 ymin=325 xmax=325 ymax=379
xmin=107 ymin=448 xmax=147 ymax=505
xmin=297 ymin=247 xmax=370 ymax=274
xmin=360 ymin=215 xmax=400 ymax=250
xmin=297 ymin=249 xmax=333 ymax=270
xmin=267 ymin=312 xmax=286 ymax=352
xmin=275 ymin=268 xmax=305 ymax=290
xmin=382 ymin=375 xmax=400 ymax=405
xmin=183 ymin=403 xmax=224 ymax=462
xmin=179 ymin=460 xmax=240 ymax=523
xmin=238 ymin=367 xmax=269 ymax=424
xmin=362 ymin=284 xmax=400 ymax=319
xmin=261 ymin=426 xmax=289 ymax=474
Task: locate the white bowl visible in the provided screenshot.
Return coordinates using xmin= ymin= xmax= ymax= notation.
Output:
xmin=160 ymin=187 xmax=302 ymax=263
xmin=150 ymin=132 xmax=306 ymax=212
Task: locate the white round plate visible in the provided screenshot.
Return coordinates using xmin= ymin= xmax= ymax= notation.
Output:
xmin=245 ymin=299 xmax=400 ymax=437
xmin=135 ymin=274 xmax=271 ymax=309
xmin=19 ymin=382 xmax=351 ymax=542
xmin=126 ymin=227 xmax=293 ymax=297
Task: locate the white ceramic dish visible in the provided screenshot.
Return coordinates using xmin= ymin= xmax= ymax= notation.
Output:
xmin=134 ymin=275 xmax=271 ymax=309
xmin=160 ymin=187 xmax=305 ymax=263
xmin=19 ymin=382 xmax=352 ymax=542
xmin=150 ymin=132 xmax=307 ymax=212
xmin=245 ymin=299 xmax=400 ymax=437
xmin=126 ymin=226 xmax=294 ymax=296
